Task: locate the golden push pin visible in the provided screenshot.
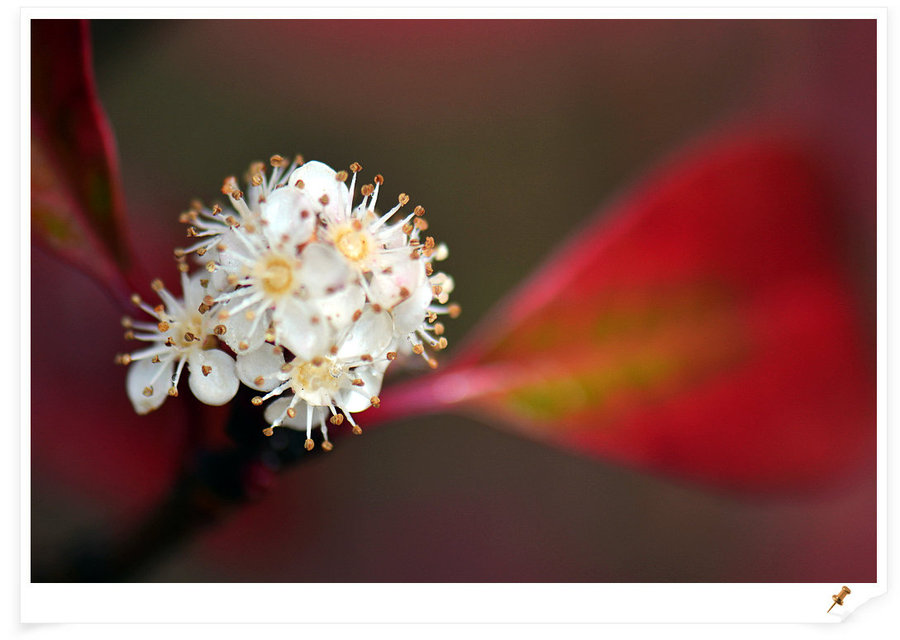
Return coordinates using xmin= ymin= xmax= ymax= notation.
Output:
xmin=828 ymin=586 xmax=851 ymax=613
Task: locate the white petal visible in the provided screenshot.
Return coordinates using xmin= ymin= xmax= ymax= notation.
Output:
xmin=236 ymin=345 xmax=286 ymax=391
xmin=264 ymin=397 xmax=330 ymax=430
xmin=313 ymin=284 xmax=366 ymax=332
xmin=214 ymin=228 xmax=254 ymax=275
xmin=394 ymin=340 xmax=415 ymax=357
xmin=264 ymin=397 xmax=295 ymax=426
xmin=392 ymin=277 xmax=433 ymax=335
xmin=297 ymin=243 xmax=353 ymax=299
xmin=275 ymin=298 xmax=335 ymax=360
xmin=295 ymin=384 xmax=338 ymax=408
xmin=218 ymin=295 xmax=270 ymax=354
xmin=187 ymin=349 xmax=239 ymax=406
xmin=260 ymin=185 xmax=316 ymax=247
xmin=338 ymin=365 xmax=385 ymax=413
xmin=379 ymin=223 xmax=408 ymax=250
xmin=210 ymin=265 xmax=232 ymax=293
xmin=337 ymin=306 xmax=393 ymax=360
xmin=126 ymin=357 xmax=174 ymax=415
xmin=182 ymin=272 xmax=208 ymax=309
xmin=288 ymin=161 xmax=351 ymax=222
xmin=369 ymin=255 xmax=426 ymax=309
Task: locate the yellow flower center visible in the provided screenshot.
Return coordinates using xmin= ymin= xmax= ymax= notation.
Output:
xmin=256 ymin=252 xmax=295 ymax=297
xmin=334 ymin=225 xmax=371 ymax=263
xmin=290 ymin=358 xmax=343 ymax=394
xmin=173 ymin=314 xmax=204 ymax=350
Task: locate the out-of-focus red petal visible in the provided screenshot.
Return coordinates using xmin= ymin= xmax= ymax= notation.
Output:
xmin=379 ymin=131 xmax=874 ymax=493
xmin=31 ymin=20 xmax=134 ymax=306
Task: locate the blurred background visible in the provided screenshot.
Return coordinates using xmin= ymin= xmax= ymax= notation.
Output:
xmin=32 ymin=19 xmax=875 ymax=581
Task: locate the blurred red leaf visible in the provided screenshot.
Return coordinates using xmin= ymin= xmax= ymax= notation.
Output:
xmin=31 ymin=20 xmax=133 ymax=306
xmin=379 ymin=131 xmax=874 ymax=493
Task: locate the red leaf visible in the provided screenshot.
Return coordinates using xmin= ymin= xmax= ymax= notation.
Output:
xmin=378 ymin=131 xmax=874 ymax=493
xmin=31 ymin=20 xmax=134 ymax=306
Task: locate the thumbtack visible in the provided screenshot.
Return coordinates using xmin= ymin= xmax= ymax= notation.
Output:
xmin=827 ymin=586 xmax=851 ymax=613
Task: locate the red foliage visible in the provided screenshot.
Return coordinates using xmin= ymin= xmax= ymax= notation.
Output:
xmin=31 ymin=20 xmax=137 ymax=308
xmin=382 ymin=133 xmax=874 ymax=493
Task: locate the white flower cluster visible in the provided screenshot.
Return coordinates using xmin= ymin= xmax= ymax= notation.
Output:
xmin=118 ymin=156 xmax=458 ymax=450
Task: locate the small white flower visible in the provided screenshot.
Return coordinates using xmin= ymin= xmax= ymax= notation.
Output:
xmin=237 ymin=305 xmax=394 ymax=448
xmin=299 ymin=162 xmax=429 ymax=311
xmin=175 ymin=155 xmax=309 ymax=265
xmin=117 ymin=272 xmax=239 ymax=414
xmin=390 ymin=268 xmax=458 ymax=367
xmin=288 ymin=160 xmax=351 ymax=222
xmin=295 ymin=161 xmax=461 ymax=368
